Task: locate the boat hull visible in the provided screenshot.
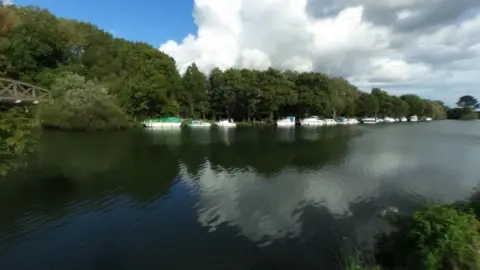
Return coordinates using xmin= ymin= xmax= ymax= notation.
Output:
xmin=277 ymin=122 xmax=295 ymax=127
xmin=217 ymin=123 xmax=236 ymax=127
xmin=300 ymin=121 xmax=324 ymax=126
xmin=144 ymin=122 xmax=182 ymax=128
xmin=189 ymin=124 xmax=211 ymax=127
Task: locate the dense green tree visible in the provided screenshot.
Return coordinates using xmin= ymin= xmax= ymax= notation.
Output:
xmin=257 ymin=68 xmax=296 ymax=121
xmin=391 ymin=96 xmax=409 ymax=117
xmin=294 ymin=72 xmax=329 ymax=117
xmin=328 ymin=77 xmax=356 ymax=118
xmin=39 ymin=73 xmax=130 ymax=130
xmin=457 ymin=95 xmax=478 ymax=109
xmin=181 ymin=63 xmax=208 ymax=118
xmin=355 ymin=93 xmax=379 ymax=117
xmin=446 ymin=95 xmax=479 ymax=120
xmin=0 ymin=106 xmax=39 ymax=176
xmin=401 ymin=94 xmax=425 ymax=116
xmin=371 ymin=88 xmax=394 ymax=117
xmin=208 ymin=67 xmax=226 ymax=119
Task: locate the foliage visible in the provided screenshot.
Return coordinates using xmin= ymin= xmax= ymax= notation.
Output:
xmin=448 ymin=95 xmax=479 ymax=120
xmin=181 ymin=63 xmax=208 ymax=118
xmin=459 ymin=111 xmax=479 ymax=120
xmin=341 ymin=252 xmax=381 ymax=270
xmin=375 ymin=205 xmax=480 ymax=270
xmin=0 ymin=106 xmax=39 ymax=176
xmin=39 ymin=73 xmax=131 ymax=130
xmin=339 ymin=240 xmax=381 ymax=270
xmin=457 ymin=95 xmax=479 ymax=109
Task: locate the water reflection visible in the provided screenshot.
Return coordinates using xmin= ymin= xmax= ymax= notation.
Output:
xmin=0 ymin=122 xmax=479 ymax=270
xmin=216 ymin=127 xmax=235 ymax=146
xmin=146 ymin=127 xmax=182 ymax=146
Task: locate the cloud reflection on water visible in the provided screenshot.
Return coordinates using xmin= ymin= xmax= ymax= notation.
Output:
xmin=181 ymin=124 xmax=480 ymax=246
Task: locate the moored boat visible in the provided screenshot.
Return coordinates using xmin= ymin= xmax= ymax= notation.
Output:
xmin=337 ymin=117 xmax=349 ymax=125
xmin=383 ymin=117 xmax=396 ymax=123
xmin=410 ymin=115 xmax=418 ymax=122
xmin=142 ymin=117 xmax=182 ymax=128
xmin=189 ymin=120 xmax=211 ymax=127
xmin=277 ymin=116 xmax=296 ymax=127
xmin=216 ymin=119 xmax=236 ymax=127
xmin=300 ymin=116 xmax=324 ymax=126
xmin=400 ymin=117 xmax=408 ymax=122
xmin=348 ymin=118 xmax=360 ymax=125
xmin=362 ymin=117 xmax=377 ymax=124
xmin=324 ymin=119 xmax=337 ymax=126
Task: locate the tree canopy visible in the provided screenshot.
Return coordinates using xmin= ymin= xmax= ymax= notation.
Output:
xmin=448 ymin=95 xmax=479 ymax=120
xmin=457 ymin=95 xmax=478 ymax=109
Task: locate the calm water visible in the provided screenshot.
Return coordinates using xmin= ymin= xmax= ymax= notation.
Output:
xmin=1 ymin=121 xmax=480 ymax=270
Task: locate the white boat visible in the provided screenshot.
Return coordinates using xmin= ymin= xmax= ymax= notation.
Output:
xmin=410 ymin=115 xmax=418 ymax=122
xmin=277 ymin=116 xmax=296 ymax=127
xmin=143 ymin=117 xmax=182 ymax=128
xmin=337 ymin=117 xmax=349 ymax=125
xmin=426 ymin=117 xmax=433 ymax=122
xmin=400 ymin=117 xmax=408 ymax=122
xmin=348 ymin=118 xmax=360 ymax=125
xmin=300 ymin=116 xmax=324 ymax=126
xmin=324 ymin=119 xmax=337 ymax=126
xmin=216 ymin=119 xmax=236 ymax=127
xmin=189 ymin=120 xmax=211 ymax=127
xmin=383 ymin=117 xmax=396 ymax=123
xmin=362 ymin=117 xmax=377 ymax=124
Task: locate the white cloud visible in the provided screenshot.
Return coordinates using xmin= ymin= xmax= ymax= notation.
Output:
xmin=159 ymin=0 xmax=480 ymax=104
xmin=2 ymin=0 xmax=14 ymax=5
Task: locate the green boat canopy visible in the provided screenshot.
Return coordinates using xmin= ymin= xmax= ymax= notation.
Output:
xmin=144 ymin=117 xmax=182 ymax=123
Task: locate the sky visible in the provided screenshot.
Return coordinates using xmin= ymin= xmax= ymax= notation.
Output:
xmin=8 ymin=0 xmax=480 ymax=105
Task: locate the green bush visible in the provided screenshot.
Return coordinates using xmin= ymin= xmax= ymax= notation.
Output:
xmin=39 ymin=73 xmax=131 ymax=130
xmin=459 ymin=112 xmax=478 ymax=120
xmin=341 ymin=249 xmax=381 ymax=270
xmin=375 ymin=205 xmax=480 ymax=270
xmin=0 ymin=107 xmax=39 ymax=175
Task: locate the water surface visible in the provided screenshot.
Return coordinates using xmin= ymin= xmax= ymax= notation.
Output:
xmin=1 ymin=121 xmax=479 ymax=270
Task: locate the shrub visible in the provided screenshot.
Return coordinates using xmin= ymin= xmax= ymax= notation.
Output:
xmin=39 ymin=73 xmax=131 ymax=130
xmin=375 ymin=205 xmax=480 ymax=270
xmin=0 ymin=107 xmax=39 ymax=175
xmin=341 ymin=249 xmax=381 ymax=270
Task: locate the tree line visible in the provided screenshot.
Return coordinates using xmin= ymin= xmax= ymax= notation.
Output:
xmin=1 ymin=5 xmax=448 ymax=130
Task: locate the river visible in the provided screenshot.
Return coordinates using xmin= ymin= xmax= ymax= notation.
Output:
xmin=0 ymin=121 xmax=479 ymax=270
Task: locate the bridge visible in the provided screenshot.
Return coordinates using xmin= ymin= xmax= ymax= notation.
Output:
xmin=0 ymin=78 xmax=50 ymax=105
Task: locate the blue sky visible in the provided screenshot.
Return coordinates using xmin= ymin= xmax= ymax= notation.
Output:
xmin=13 ymin=0 xmax=196 ymax=47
